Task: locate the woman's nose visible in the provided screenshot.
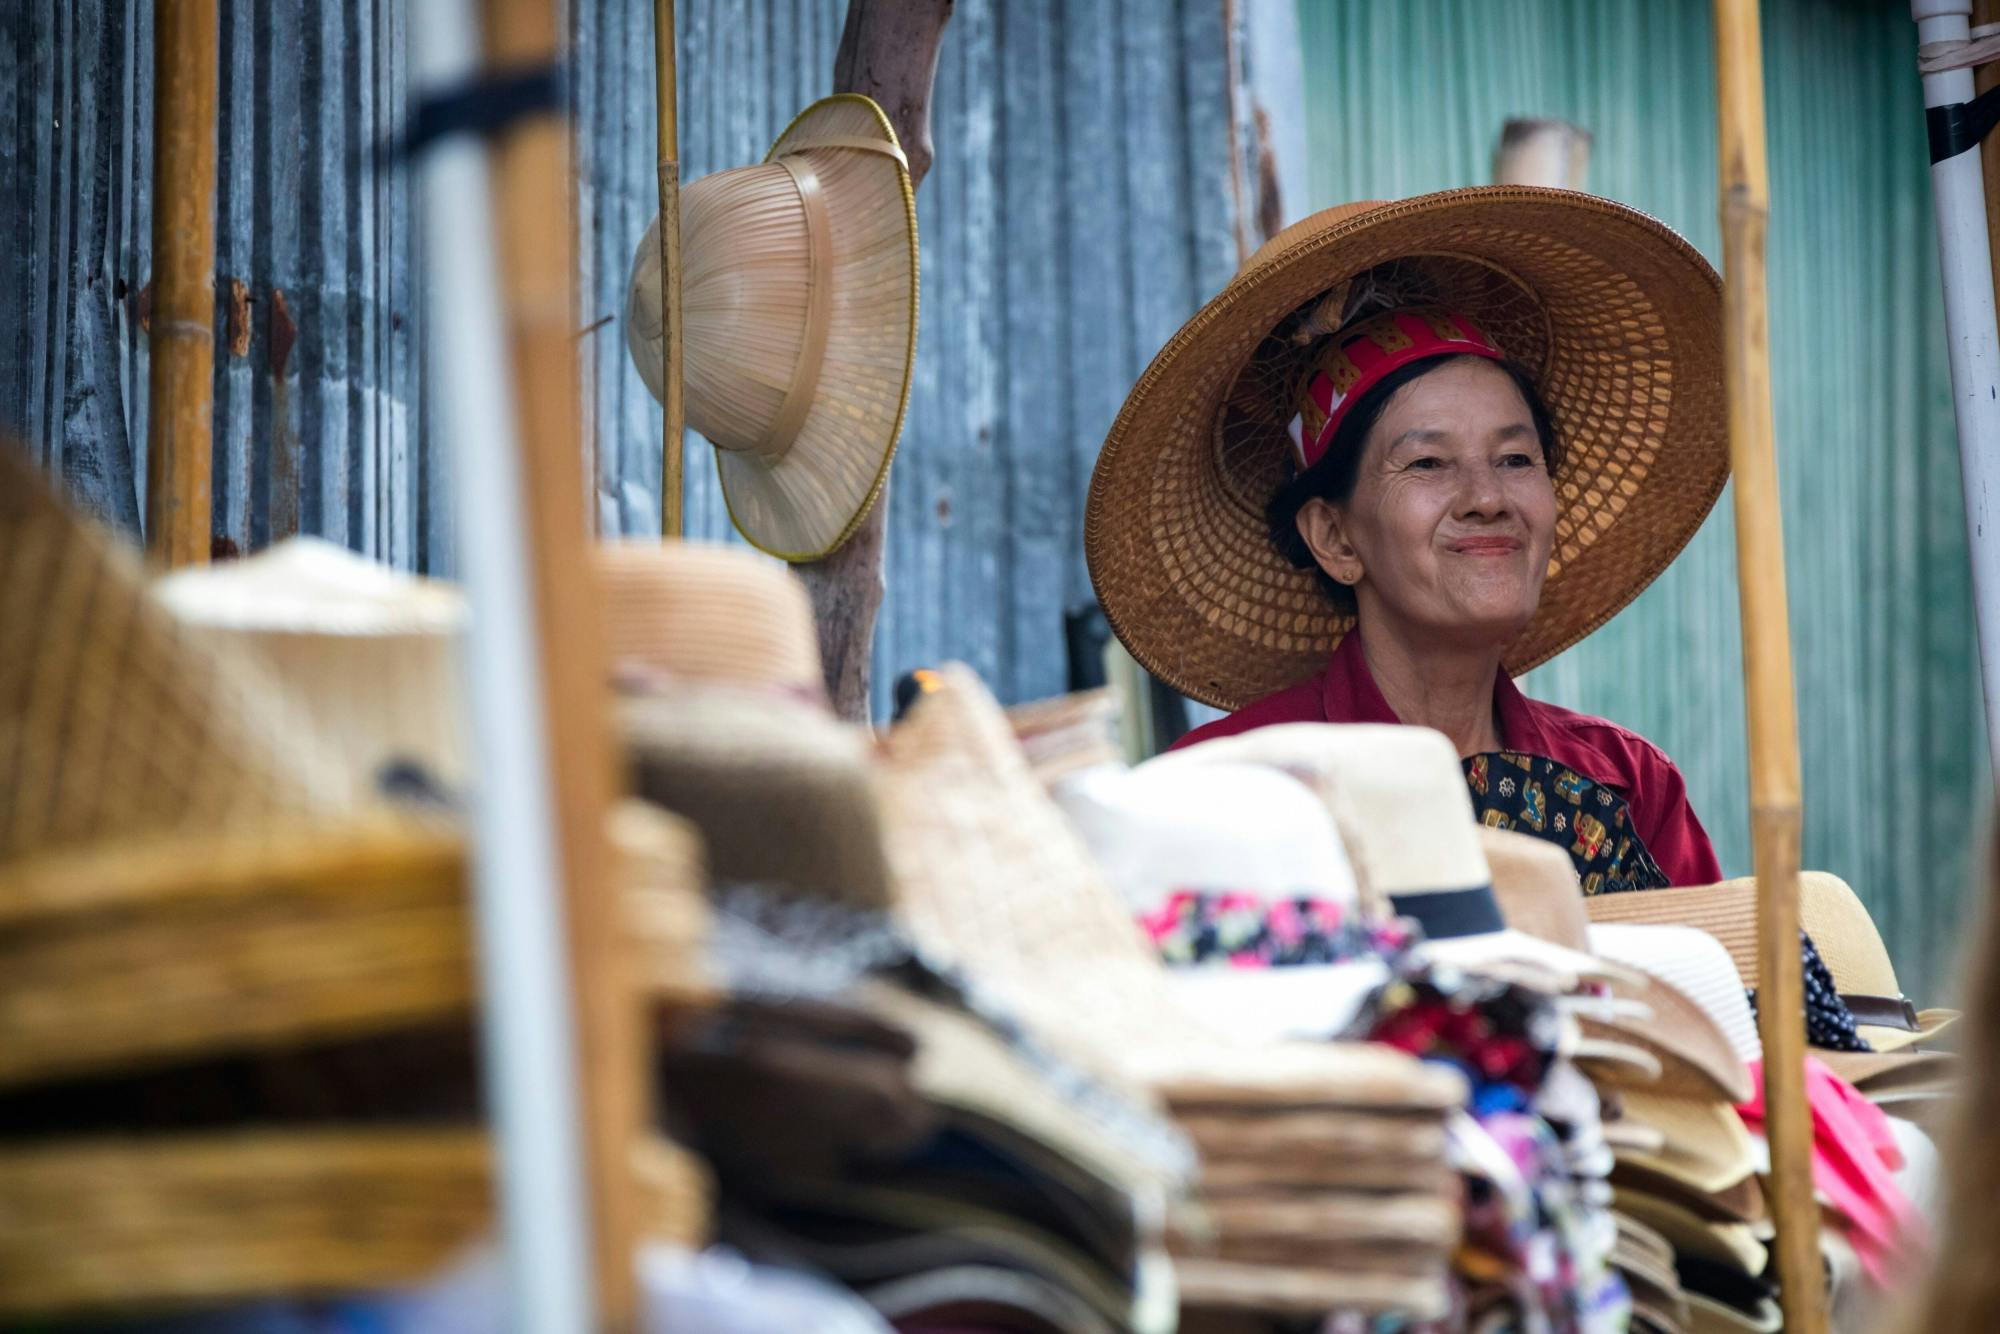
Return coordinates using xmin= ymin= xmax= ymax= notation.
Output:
xmin=1456 ymin=460 xmax=1509 ymax=517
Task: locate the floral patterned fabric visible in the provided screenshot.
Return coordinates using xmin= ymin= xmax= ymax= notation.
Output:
xmin=1463 ymin=751 xmax=1670 ymax=895
xmin=1138 ymin=890 xmax=1411 ymax=968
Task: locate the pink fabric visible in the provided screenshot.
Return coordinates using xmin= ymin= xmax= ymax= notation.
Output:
xmin=1738 ymin=1057 xmax=1928 ymax=1285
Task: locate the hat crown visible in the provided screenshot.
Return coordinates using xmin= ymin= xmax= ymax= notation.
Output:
xmin=594 ymin=540 xmax=823 ymax=698
xmin=1060 ymin=761 xmax=1359 ymax=915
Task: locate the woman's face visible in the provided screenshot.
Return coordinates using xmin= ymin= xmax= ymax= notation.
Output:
xmin=1298 ymin=358 xmax=1558 ymax=650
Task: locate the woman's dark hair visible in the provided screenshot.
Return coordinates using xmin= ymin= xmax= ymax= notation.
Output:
xmin=1266 ymin=354 xmax=1563 ymax=613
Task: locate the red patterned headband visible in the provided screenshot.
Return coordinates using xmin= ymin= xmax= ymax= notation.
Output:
xmin=1287 ymin=307 xmax=1505 ymax=471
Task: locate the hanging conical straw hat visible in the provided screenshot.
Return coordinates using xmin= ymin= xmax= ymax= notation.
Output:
xmin=627 ymin=94 xmax=919 ymax=561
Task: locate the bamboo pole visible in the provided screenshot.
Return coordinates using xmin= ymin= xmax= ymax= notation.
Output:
xmin=146 ymin=0 xmax=218 ymax=567
xmin=1712 ymin=2 xmax=1824 ymax=1331
xmin=480 ymin=1 xmax=647 ymax=1326
xmin=1979 ymin=0 xmax=2000 ymax=315
xmin=654 ymin=0 xmax=686 ymax=537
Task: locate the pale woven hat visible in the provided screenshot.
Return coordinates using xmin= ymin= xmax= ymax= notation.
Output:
xmin=626 ymin=95 xmax=919 ymax=561
xmin=1613 ymin=1087 xmax=1759 ymax=1196
xmin=0 ymin=449 xmax=355 ymax=862
xmin=595 ymin=539 xmax=823 ymax=699
xmin=1585 ymin=873 xmax=1958 ymax=1053
xmin=152 ymin=536 xmax=468 ymax=789
xmin=1056 ymin=760 xmax=1388 ymax=1041
xmin=1085 ymin=187 xmax=1726 ymax=710
xmin=1583 ymin=922 xmax=1759 ymax=1106
xmin=1153 ymin=722 xmax=1629 ymax=986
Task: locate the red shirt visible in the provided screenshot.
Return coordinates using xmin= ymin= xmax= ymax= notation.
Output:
xmin=1172 ymin=633 xmax=1723 ymax=887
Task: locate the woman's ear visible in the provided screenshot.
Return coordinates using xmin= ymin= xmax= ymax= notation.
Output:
xmin=1297 ymin=498 xmax=1362 ymax=587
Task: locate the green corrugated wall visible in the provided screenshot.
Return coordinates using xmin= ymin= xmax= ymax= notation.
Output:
xmin=1297 ymin=0 xmax=1988 ymax=989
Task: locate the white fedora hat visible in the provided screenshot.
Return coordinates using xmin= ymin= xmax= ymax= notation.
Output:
xmin=1056 ymin=759 xmax=1390 ymax=1041
xmin=1153 ymin=723 xmax=1629 ymax=987
xmin=626 ymin=94 xmax=919 ymax=561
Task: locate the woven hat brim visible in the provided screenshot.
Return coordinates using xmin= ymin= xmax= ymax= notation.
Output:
xmin=720 ymin=94 xmax=919 ymax=561
xmin=1085 ymin=187 xmax=1726 ymax=711
xmin=0 ymin=1130 xmax=707 ymax=1317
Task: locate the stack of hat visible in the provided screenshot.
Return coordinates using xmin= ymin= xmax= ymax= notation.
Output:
xmin=1470 ymin=824 xmax=1774 ymax=1334
xmin=0 ymin=452 xmax=709 ymax=1322
xmin=606 ymin=542 xmax=1190 ymax=1333
xmin=875 ymin=672 xmax=1469 ymax=1323
xmin=1589 ymin=873 xmax=1960 ymax=1132
xmin=1153 ymin=727 xmax=1648 ymax=1330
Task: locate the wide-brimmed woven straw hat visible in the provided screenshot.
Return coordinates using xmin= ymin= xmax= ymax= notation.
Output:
xmin=1586 ymin=873 xmax=1959 ymax=1053
xmin=1085 ymin=187 xmax=1726 ymax=710
xmin=626 ymin=94 xmax=919 ymax=561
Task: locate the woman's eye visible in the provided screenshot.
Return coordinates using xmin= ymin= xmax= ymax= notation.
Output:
xmin=1499 ymin=453 xmax=1537 ymax=469
xmin=1405 ymin=456 xmax=1445 ymax=471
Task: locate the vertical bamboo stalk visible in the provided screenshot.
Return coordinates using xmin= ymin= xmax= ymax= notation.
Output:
xmin=1712 ymin=2 xmax=1824 ymax=1331
xmin=146 ymin=0 xmax=218 ymax=567
xmin=654 ymin=0 xmax=686 ymax=537
xmin=1980 ymin=0 xmax=2000 ymax=313
xmin=481 ymin=0 xmax=645 ymax=1326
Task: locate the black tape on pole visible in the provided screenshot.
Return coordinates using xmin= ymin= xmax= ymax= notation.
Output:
xmin=1929 ymin=84 xmax=2000 ymax=163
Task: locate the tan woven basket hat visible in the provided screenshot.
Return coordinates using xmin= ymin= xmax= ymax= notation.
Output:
xmin=596 ymin=539 xmax=824 ymax=698
xmin=1585 ymin=873 xmax=1960 ymax=1052
xmin=626 ymin=94 xmax=919 ymax=561
xmin=0 ymin=1129 xmax=709 ymax=1318
xmin=1085 ymin=187 xmax=1727 ymax=710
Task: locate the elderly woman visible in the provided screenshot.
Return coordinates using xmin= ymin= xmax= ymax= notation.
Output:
xmin=1087 ymin=190 xmax=1733 ymax=895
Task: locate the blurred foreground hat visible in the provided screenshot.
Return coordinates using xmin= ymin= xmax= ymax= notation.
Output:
xmin=152 ymin=536 xmax=467 ymax=789
xmin=1085 ymin=187 xmax=1726 ymax=709
xmin=1587 ymin=873 xmax=1958 ymax=1053
xmin=596 ymin=539 xmax=823 ymax=699
xmin=626 ymin=94 xmax=919 ymax=561
xmin=1156 ymin=723 xmax=1629 ymax=987
xmin=601 ymin=540 xmax=892 ymax=905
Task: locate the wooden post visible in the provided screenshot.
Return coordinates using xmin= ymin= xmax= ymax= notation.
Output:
xmin=480 ymin=1 xmax=646 ymax=1326
xmin=654 ymin=0 xmax=686 ymax=538
xmin=794 ymin=0 xmax=953 ymax=721
xmin=1492 ymin=117 xmax=1592 ymax=190
xmin=146 ymin=0 xmax=218 ymax=567
xmin=1712 ymin=2 xmax=1824 ymax=1331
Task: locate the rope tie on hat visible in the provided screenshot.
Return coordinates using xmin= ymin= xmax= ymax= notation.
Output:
xmin=761 ymin=155 xmax=835 ymax=462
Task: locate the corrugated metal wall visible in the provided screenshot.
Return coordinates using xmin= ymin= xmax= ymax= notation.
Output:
xmin=2 ymin=1 xmax=429 ymax=567
xmin=1298 ymin=0 xmax=1987 ymax=986
xmin=5 ymin=0 xmax=1262 ymax=726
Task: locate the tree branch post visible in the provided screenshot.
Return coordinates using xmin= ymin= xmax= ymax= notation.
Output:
xmin=795 ymin=0 xmax=953 ymax=721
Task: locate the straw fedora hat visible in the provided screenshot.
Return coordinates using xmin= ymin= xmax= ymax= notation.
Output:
xmin=626 ymin=94 xmax=919 ymax=561
xmin=1585 ymin=873 xmax=1959 ymax=1053
xmin=1084 ymin=187 xmax=1726 ymax=710
xmin=1583 ymin=922 xmax=1759 ymax=1106
xmin=152 ymin=536 xmax=468 ymax=789
xmin=1612 ymin=1088 xmax=1759 ymax=1196
xmin=1154 ymin=722 xmax=1632 ymax=986
xmin=595 ymin=539 xmax=824 ymax=698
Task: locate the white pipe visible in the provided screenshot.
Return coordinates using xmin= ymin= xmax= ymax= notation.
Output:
xmin=1914 ymin=0 xmax=2000 ymax=777
xmin=410 ymin=3 xmax=598 ymax=1331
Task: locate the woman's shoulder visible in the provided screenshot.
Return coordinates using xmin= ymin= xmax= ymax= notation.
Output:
xmin=1517 ymin=695 xmax=1685 ymax=789
xmin=1169 ymin=677 xmax=1326 ymax=751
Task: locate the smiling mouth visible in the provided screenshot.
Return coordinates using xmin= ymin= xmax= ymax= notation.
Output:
xmin=1449 ymin=537 xmax=1524 ymax=556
